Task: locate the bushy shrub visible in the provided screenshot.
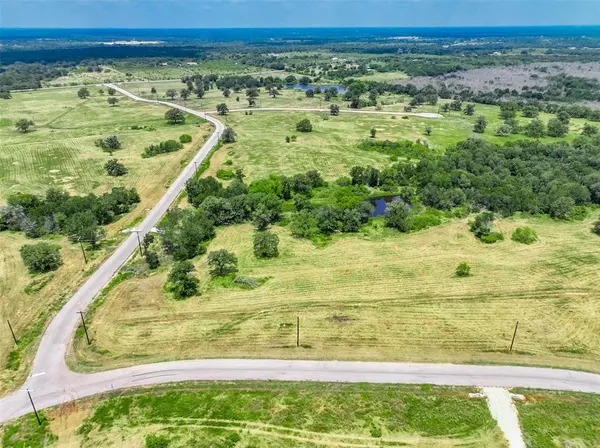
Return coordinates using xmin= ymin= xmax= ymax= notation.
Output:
xmin=142 ymin=139 xmax=183 ymax=158
xmin=222 ymin=127 xmax=237 ymax=143
xmin=216 ymin=169 xmax=234 ymax=180
xmin=296 ymin=118 xmax=313 ymax=132
xmin=410 ymin=212 xmax=442 ymax=231
xmin=253 ymin=231 xmax=279 ymax=258
xmin=511 ymin=226 xmax=538 ymax=244
xmin=164 ymin=261 xmax=200 ymax=300
xmin=179 ymin=134 xmax=192 ymax=143
xmin=104 ymin=159 xmax=127 ymax=177
xmin=455 ymin=262 xmax=471 ymax=277
xmin=592 ymin=218 xmax=600 ymax=236
xmin=480 ymin=232 xmax=504 ymax=244
xmin=20 ymin=243 xmax=63 ymax=273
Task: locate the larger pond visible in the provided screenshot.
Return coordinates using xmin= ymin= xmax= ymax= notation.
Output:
xmin=367 ymin=196 xmax=402 ymax=217
xmin=283 ymin=84 xmax=348 ymax=94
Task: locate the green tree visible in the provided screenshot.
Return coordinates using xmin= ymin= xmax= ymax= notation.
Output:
xmin=290 ymin=210 xmax=317 ymax=238
xmin=424 ymin=125 xmax=433 ymax=136
xmin=179 ymin=134 xmax=192 ymax=143
xmin=15 ymin=118 xmax=34 ymax=133
xmin=464 ymin=104 xmax=475 ymax=116
xmin=592 ymin=218 xmax=600 ymax=236
xmin=511 ymin=227 xmax=538 ymax=244
xmin=557 ymin=110 xmax=571 ymax=124
xmin=207 ymin=249 xmax=238 ymax=277
xmin=107 ymin=87 xmax=117 ymax=95
xmin=370 ymin=127 xmax=377 ymax=138
xmin=330 ymin=104 xmax=340 ymax=116
xmin=65 ymin=211 xmax=106 ymax=248
xmin=77 ymin=87 xmax=90 ymax=99
xmin=150 ymin=87 xmax=157 ymax=94
xmin=165 ymin=89 xmax=177 ymax=99
xmin=468 ymin=212 xmax=494 ymax=239
xmin=524 ymin=119 xmax=546 ymax=138
xmin=582 ymin=123 xmax=598 ymax=137
xmin=546 ymin=118 xmax=569 ymax=137
xmin=223 ymin=88 xmax=231 ymax=98
xmin=305 ymin=89 xmax=315 ymax=98
xmin=473 ymin=116 xmax=488 ymax=133
xmin=20 ymin=243 xmax=63 ymax=273
xmin=216 ymin=103 xmax=229 ymax=115
xmin=251 ymin=203 xmax=274 ymax=231
xmin=222 ymin=127 xmax=237 ymax=143
xmin=165 ymin=108 xmax=185 ymax=124
xmin=384 ymin=200 xmax=412 ymax=232
xmin=107 ymin=97 xmax=119 ymax=107
xmin=455 ymin=262 xmax=471 ymax=277
xmin=522 ymin=105 xmax=539 ymax=118
xmin=98 ymin=135 xmax=121 ymax=153
xmin=253 ymin=231 xmax=279 ymax=258
xmin=144 ymin=250 xmax=160 ymax=269
xmin=104 ymin=159 xmax=127 ymax=176
xmin=164 ymin=261 xmax=200 ymax=300
xmin=296 ymin=118 xmax=313 ymax=132
xmin=549 ymin=196 xmax=575 ymax=219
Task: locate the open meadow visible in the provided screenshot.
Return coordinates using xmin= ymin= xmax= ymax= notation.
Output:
xmin=0 ymin=382 xmax=506 ymax=448
xmin=0 ymin=87 xmax=211 ymax=394
xmin=71 ymin=210 xmax=600 ymax=373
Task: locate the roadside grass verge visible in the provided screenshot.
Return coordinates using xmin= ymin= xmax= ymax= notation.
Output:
xmin=1 ymin=382 xmax=506 ymax=447
xmin=513 ymin=389 xmax=600 ymax=448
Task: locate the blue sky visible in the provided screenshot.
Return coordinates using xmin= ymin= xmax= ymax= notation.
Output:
xmin=1 ymin=0 xmax=599 ymax=28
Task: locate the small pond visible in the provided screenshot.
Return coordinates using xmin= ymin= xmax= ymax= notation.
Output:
xmin=367 ymin=196 xmax=402 ymax=217
xmin=283 ymin=84 xmax=348 ymax=94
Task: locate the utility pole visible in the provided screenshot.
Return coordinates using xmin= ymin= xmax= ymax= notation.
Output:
xmin=296 ymin=316 xmax=300 ymax=348
xmin=79 ymin=239 xmax=88 ymax=264
xmin=509 ymin=320 xmax=519 ymax=352
xmin=23 ymin=390 xmax=41 ymax=426
xmin=133 ymin=230 xmax=144 ymax=257
xmin=7 ymin=319 xmax=18 ymax=345
xmin=194 ymin=161 xmax=198 ymax=172
xmin=78 ymin=311 xmax=91 ymax=345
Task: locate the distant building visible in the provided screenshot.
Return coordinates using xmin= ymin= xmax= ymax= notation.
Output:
xmin=186 ymin=62 xmax=198 ymax=66
xmin=160 ymin=62 xmax=168 ymax=66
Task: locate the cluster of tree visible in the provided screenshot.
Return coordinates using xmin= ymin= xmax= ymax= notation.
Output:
xmin=468 ymin=212 xmax=504 ymax=243
xmin=0 ymin=62 xmax=74 ymax=91
xmin=157 ymin=208 xmax=215 ymax=261
xmin=289 ymin=200 xmax=373 ymax=238
xmin=142 ymin=139 xmax=183 ymax=158
xmin=401 ymin=137 xmax=600 ymax=217
xmin=0 ymin=187 xmax=140 ymax=244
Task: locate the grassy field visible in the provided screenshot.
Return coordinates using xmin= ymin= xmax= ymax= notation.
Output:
xmin=71 ymin=211 xmax=600 ymax=373
xmin=0 ymin=87 xmax=212 ymax=394
xmin=119 ymin=82 xmax=589 ymax=148
xmin=514 ymin=389 xmax=600 ymax=447
xmin=0 ymin=382 xmax=506 ymax=447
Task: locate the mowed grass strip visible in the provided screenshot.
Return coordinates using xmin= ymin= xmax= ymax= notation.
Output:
xmin=71 ymin=215 xmax=600 ymax=373
xmin=1 ymin=382 xmax=506 ymax=448
xmin=514 ymin=389 xmax=600 ymax=448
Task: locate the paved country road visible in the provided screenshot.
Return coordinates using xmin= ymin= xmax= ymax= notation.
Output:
xmin=1 ymin=86 xmax=598 ymax=425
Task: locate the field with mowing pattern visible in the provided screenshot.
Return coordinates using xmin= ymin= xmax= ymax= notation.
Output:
xmin=0 ymin=382 xmax=506 ymax=448
xmin=0 ymin=87 xmax=211 ymax=394
xmin=71 ymin=210 xmax=600 ymax=373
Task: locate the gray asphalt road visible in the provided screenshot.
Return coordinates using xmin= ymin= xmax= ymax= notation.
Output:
xmin=1 ymin=86 xmax=598 ymax=425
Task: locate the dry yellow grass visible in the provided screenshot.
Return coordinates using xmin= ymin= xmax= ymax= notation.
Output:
xmin=71 ymin=215 xmax=600 ymax=373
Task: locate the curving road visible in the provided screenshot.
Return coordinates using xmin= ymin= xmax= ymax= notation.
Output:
xmin=1 ymin=85 xmax=599 ymax=425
